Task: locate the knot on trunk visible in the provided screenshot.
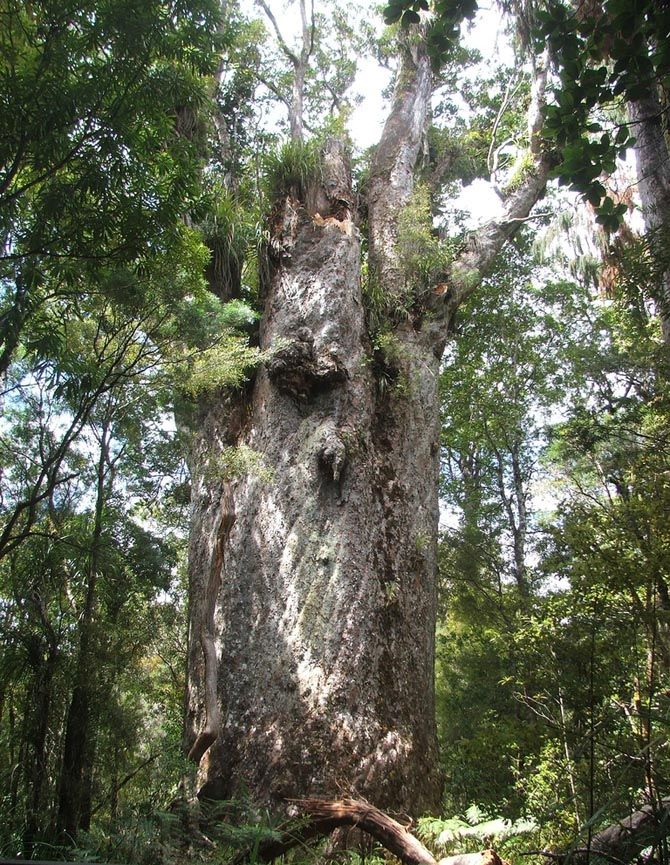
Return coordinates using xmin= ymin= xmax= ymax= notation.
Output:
xmin=267 ymin=328 xmax=348 ymax=400
xmin=318 ymin=429 xmax=347 ymax=482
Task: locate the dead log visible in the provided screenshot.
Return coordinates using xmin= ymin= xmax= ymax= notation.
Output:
xmin=234 ymin=798 xmax=512 ymax=865
xmin=234 ymin=794 xmax=670 ymax=865
xmin=525 ymin=797 xmax=670 ymax=865
xmin=564 ymin=797 xmax=670 ymax=865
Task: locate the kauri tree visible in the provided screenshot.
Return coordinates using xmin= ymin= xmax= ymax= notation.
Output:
xmin=184 ymin=11 xmax=554 ymax=815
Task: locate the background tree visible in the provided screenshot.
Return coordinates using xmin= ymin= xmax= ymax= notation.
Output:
xmin=0 ymin=0 xmax=220 ymax=375
xmin=0 ymin=0 xmax=223 ymax=850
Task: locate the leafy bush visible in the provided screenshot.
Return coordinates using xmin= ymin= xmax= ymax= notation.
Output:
xmin=185 ymin=336 xmax=262 ymax=395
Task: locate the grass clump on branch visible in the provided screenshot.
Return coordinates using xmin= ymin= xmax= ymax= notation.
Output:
xmin=199 ymin=185 xmax=258 ymax=299
xmin=263 ymin=138 xmax=322 ymax=204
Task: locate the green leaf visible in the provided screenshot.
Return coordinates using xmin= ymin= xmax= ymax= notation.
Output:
xmin=584 ymin=181 xmax=606 ymax=206
xmin=384 ymin=6 xmax=404 ymax=23
xmin=614 ymin=125 xmax=629 ymax=145
xmin=402 ymin=8 xmax=421 ymax=23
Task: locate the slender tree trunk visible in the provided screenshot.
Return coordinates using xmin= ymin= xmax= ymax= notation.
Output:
xmin=57 ymin=419 xmax=110 ymax=837
xmin=0 ymin=276 xmax=30 ymax=380
xmin=24 ymin=640 xmax=58 ymax=852
xmin=557 ymin=687 xmax=581 ymax=830
xmin=9 ymin=693 xmax=29 ymax=825
xmin=256 ymin=0 xmax=313 ymax=144
xmin=628 ymin=88 xmax=670 ymax=343
xmin=290 ymin=61 xmax=306 ymax=142
xmin=185 ymin=29 xmax=552 ymax=816
xmin=509 ymin=440 xmax=529 ymax=596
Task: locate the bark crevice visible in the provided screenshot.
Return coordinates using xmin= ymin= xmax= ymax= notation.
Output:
xmin=188 ymin=483 xmax=236 ymax=764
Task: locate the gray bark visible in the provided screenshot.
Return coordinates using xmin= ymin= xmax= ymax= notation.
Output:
xmin=368 ymin=30 xmax=432 ymax=302
xmin=555 ymin=797 xmax=670 ymax=865
xmin=628 ymin=89 xmax=670 ymax=343
xmin=185 ymin=32 xmax=552 ymax=816
xmin=186 ymin=139 xmax=443 ymax=812
xmin=585 ymin=797 xmax=670 ymax=864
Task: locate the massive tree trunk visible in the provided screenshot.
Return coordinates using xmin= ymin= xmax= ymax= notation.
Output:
xmin=186 ymin=143 xmax=443 ymax=813
xmin=185 ymin=30 xmax=552 ymax=815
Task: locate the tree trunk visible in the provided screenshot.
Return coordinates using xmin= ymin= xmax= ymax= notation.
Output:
xmin=628 ymin=88 xmax=670 ymax=343
xmin=186 ymin=137 xmax=443 ymax=813
xmin=24 ymin=640 xmax=58 ymax=852
xmin=185 ymin=30 xmax=552 ymax=816
xmin=57 ymin=417 xmax=110 ymax=837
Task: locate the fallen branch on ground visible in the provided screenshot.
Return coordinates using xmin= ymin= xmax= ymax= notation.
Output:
xmin=234 ymin=798 xmax=506 ymax=865
xmin=561 ymin=797 xmax=670 ymax=865
xmin=234 ymin=795 xmax=670 ymax=865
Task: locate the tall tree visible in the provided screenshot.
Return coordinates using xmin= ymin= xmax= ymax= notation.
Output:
xmin=184 ymin=12 xmax=555 ymax=814
xmin=532 ymin=0 xmax=670 ymax=337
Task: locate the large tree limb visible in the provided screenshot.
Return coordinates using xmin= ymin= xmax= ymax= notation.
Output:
xmin=426 ymin=52 xmax=553 ymax=337
xmin=367 ymin=27 xmax=432 ymax=303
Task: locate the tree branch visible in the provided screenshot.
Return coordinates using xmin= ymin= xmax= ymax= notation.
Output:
xmin=235 ymin=798 xmax=438 ymax=865
xmin=367 ymin=27 xmax=432 ymax=301
xmin=255 ymin=0 xmax=299 ymax=66
xmin=487 ymin=74 xmax=521 ymax=179
xmin=89 ymin=753 xmax=161 ymax=818
xmin=430 ymin=52 xmax=554 ymax=322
